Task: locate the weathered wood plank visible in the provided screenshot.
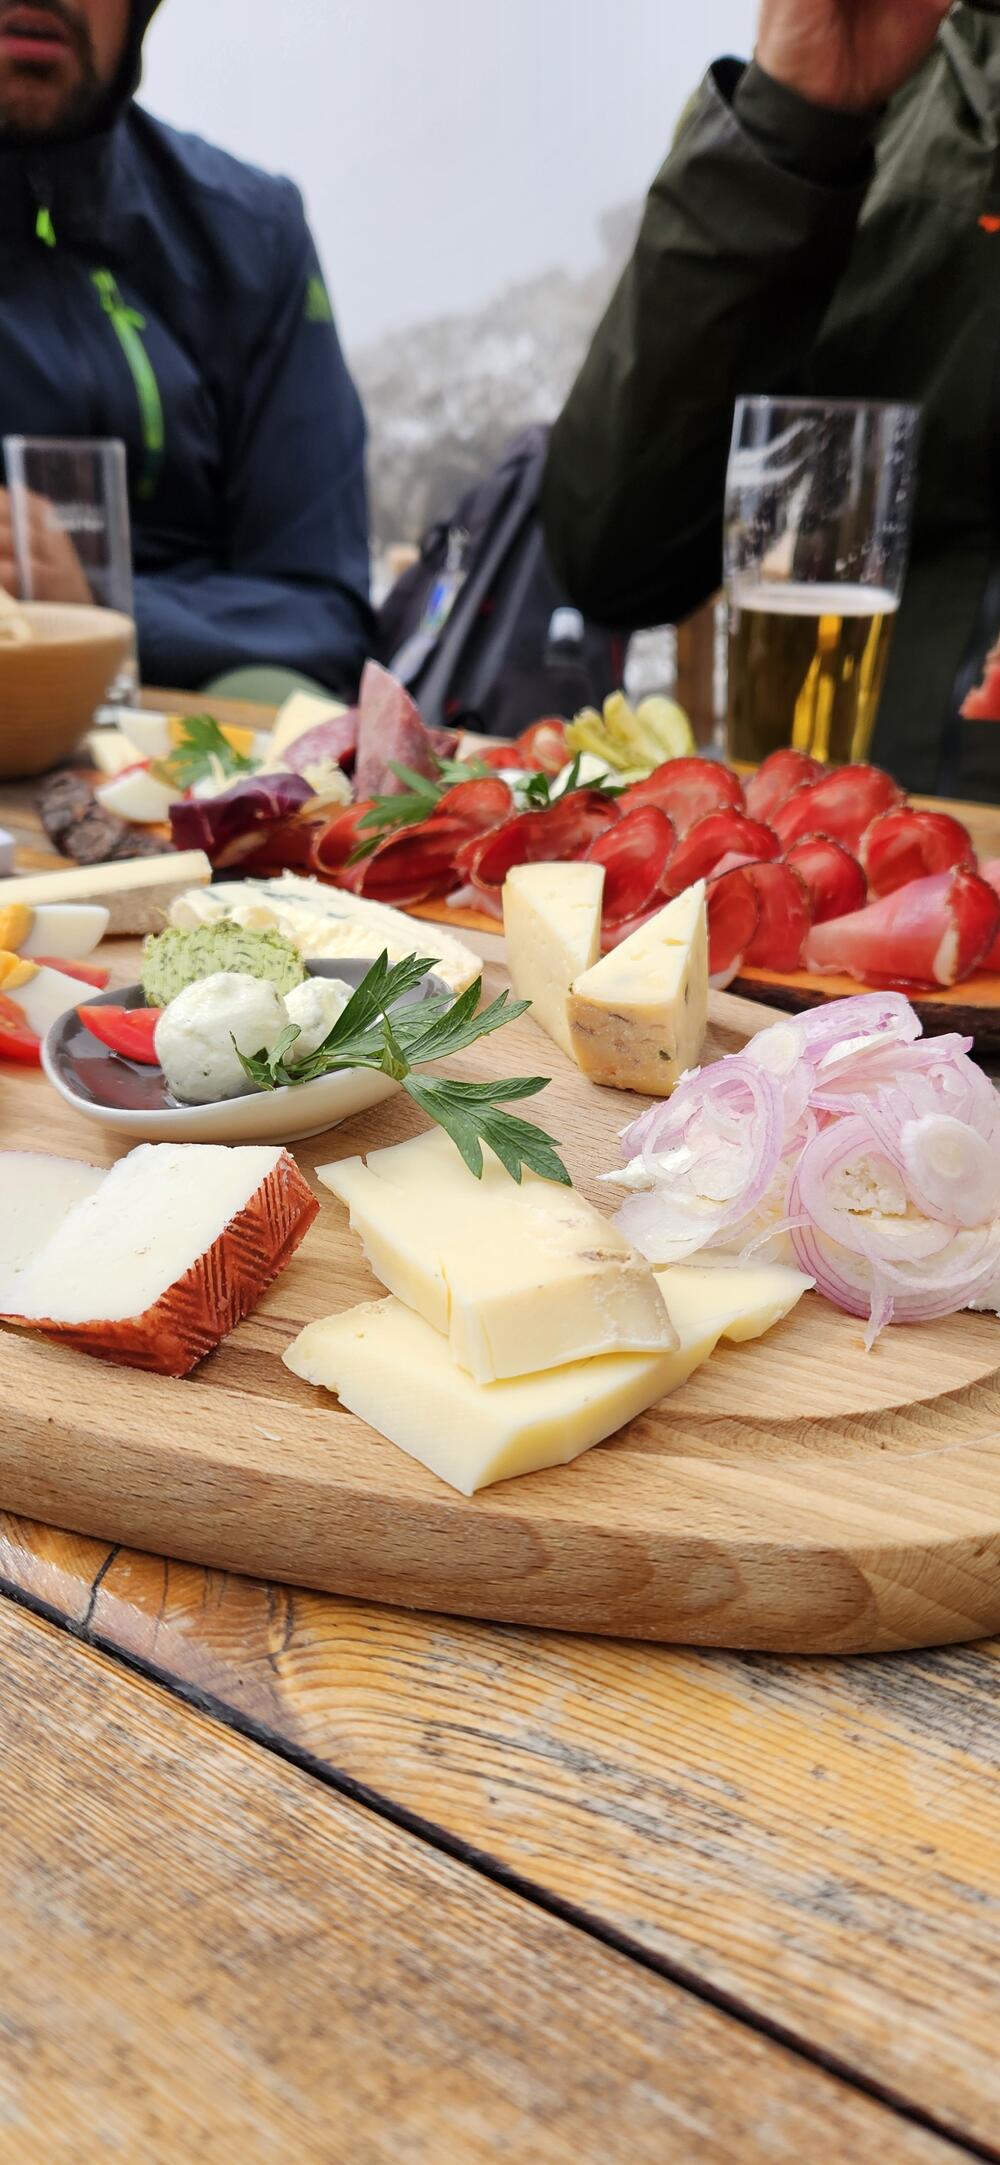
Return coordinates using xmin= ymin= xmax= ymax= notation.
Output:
xmin=0 ymin=1595 xmax=965 ymax=2165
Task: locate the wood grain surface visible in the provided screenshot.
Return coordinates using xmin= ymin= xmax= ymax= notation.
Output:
xmin=1 ymin=1516 xmax=999 ymax=2155
xmin=2 ymin=1594 xmax=973 ymax=2165
xmin=2 ymin=941 xmax=1000 ymax=1652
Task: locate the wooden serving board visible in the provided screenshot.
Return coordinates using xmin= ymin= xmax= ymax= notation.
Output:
xmin=2 ymin=950 xmax=1000 ymax=1656
xmin=733 ymin=962 xmax=1000 ymax=1051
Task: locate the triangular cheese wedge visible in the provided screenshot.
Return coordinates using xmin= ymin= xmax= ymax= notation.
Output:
xmin=567 ymin=881 xmax=708 ymax=1095
xmin=503 ymin=860 xmax=604 ymax=1058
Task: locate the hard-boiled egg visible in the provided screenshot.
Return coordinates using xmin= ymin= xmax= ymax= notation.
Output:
xmin=0 ymin=902 xmax=110 ymax=959
xmin=94 ymin=765 xmax=178 ymax=824
xmin=0 ymin=954 xmax=82 ymax=1037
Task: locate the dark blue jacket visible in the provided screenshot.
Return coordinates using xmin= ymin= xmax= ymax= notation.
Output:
xmin=0 ymin=0 xmax=372 ymax=694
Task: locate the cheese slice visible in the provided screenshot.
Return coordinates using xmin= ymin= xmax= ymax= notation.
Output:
xmin=0 ymin=1142 xmax=317 ymax=1376
xmin=503 ymin=861 xmax=604 ymax=1058
xmin=567 ymin=881 xmax=708 ymax=1095
xmin=86 ymin=727 xmax=139 ymax=779
xmin=655 ymin=1261 xmax=813 ymax=1343
xmin=318 ymin=1125 xmax=675 ymax=1384
xmin=0 ymin=1152 xmax=105 ymax=1278
xmin=0 ymin=852 xmax=212 ymax=936
xmin=284 ymin=1294 xmax=721 ymax=1495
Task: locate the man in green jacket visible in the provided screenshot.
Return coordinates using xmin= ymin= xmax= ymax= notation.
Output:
xmin=543 ymin=0 xmax=1000 ymax=801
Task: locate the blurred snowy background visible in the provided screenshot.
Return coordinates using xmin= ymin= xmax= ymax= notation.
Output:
xmin=144 ymin=0 xmax=754 ymax=550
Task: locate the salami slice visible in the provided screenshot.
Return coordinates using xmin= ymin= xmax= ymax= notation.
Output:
xmin=353 ymin=660 xmax=443 ymax=799
xmin=744 ymin=748 xmax=822 ymax=823
xmin=619 ymin=757 xmax=744 ymax=835
xmin=705 ymin=868 xmax=760 ymax=983
xmin=661 ymin=810 xmax=779 ymax=896
xmin=465 ymin=791 xmax=619 ymax=894
xmin=515 ymin=719 xmax=569 ymax=774
xmin=783 ymin=836 xmax=867 ymax=924
xmin=742 ymin=862 xmax=813 ymax=971
xmin=358 ymin=816 xmax=472 ymax=907
xmin=770 ymin=763 xmax=904 ymax=853
xmin=803 ymin=867 xmax=1000 ymax=988
xmin=586 ymin=806 xmax=675 ymax=924
xmin=859 ymin=806 xmax=976 ymax=898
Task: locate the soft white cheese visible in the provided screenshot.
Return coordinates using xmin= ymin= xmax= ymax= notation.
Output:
xmin=283 ymin=976 xmax=353 ymax=1062
xmin=155 ymin=972 xmax=290 ymax=1104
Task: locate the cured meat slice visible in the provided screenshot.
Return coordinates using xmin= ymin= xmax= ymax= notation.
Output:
xmin=980 ymin=860 xmax=1000 ymax=968
xmin=282 ymin=713 xmax=359 ymax=775
xmin=961 ymin=642 xmax=1000 ymax=720
xmin=742 ymin=862 xmax=813 ymax=971
xmin=705 ymin=867 xmax=759 ymax=983
xmin=464 ymin=792 xmax=619 ymax=895
xmin=172 ymin=773 xmax=322 ymax=874
xmin=353 ymin=661 xmax=443 ymax=799
xmin=859 ymin=806 xmax=976 ymax=897
xmin=432 ymin=777 xmax=514 ymax=833
xmin=619 ymin=757 xmax=744 ymax=835
xmin=310 ymin=800 xmax=379 ymax=890
xmin=661 ymin=810 xmax=779 ymax=896
xmin=770 ymin=764 xmax=904 ymax=853
xmin=783 ymin=836 xmax=867 ymax=924
xmin=744 ymin=749 xmax=822 ymax=823
xmin=515 ymin=720 xmax=569 ymax=774
xmin=803 ymin=867 xmax=1000 ymax=988
xmin=585 ymin=806 xmax=675 ymax=924
xmin=358 ymin=817 xmax=472 ymax=907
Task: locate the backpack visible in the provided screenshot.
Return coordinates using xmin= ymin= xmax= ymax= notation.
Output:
xmin=375 ymin=425 xmax=625 ymax=738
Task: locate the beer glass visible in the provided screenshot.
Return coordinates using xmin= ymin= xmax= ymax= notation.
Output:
xmin=3 ymin=435 xmax=138 ymax=701
xmin=724 ymin=397 xmax=919 ymax=765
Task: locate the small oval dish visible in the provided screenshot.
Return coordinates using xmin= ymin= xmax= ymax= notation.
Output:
xmin=42 ymin=958 xmax=445 ymax=1144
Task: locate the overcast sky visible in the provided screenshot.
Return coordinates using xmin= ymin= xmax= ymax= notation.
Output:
xmin=142 ymin=0 xmax=756 ymax=352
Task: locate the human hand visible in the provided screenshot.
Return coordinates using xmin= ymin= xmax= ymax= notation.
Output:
xmin=0 ymin=486 xmax=92 ymax=605
xmin=756 ymin=0 xmax=953 ymax=114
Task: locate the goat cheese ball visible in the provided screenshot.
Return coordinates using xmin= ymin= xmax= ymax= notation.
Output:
xmin=283 ymin=976 xmax=353 ymax=1064
xmin=154 ymin=971 xmax=290 ymax=1104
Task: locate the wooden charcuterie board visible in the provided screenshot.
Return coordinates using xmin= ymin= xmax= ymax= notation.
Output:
xmin=732 ymin=962 xmax=1000 ymax=1051
xmin=2 ymin=950 xmax=1000 ymax=1657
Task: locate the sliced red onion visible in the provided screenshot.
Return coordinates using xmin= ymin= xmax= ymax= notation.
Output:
xmin=613 ymin=1057 xmax=787 ymax=1264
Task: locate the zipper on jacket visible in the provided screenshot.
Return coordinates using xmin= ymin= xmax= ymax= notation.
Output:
xmin=91 ymin=268 xmax=165 ymax=502
xmin=34 ymin=206 xmax=56 ymax=247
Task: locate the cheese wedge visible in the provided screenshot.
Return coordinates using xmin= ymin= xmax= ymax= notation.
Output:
xmin=284 ymin=1294 xmax=721 ymax=1495
xmin=86 ymin=728 xmax=139 ymax=779
xmin=267 ymin=691 xmax=347 ymax=764
xmin=318 ymin=1125 xmax=675 ymax=1384
xmin=655 ymin=1261 xmax=813 ymax=1343
xmin=0 ymin=852 xmax=212 ymax=935
xmin=503 ymin=861 xmax=604 ymax=1058
xmin=567 ymin=881 xmax=708 ymax=1095
xmin=0 ymin=1143 xmax=317 ymax=1376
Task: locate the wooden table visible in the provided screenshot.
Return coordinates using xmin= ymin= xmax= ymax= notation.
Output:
xmin=1 ymin=717 xmax=999 ymax=2161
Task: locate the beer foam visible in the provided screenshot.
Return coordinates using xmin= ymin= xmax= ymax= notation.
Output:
xmin=730 ymin=581 xmax=899 ymax=617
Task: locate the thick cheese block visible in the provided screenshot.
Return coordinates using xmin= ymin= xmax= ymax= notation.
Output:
xmin=0 ymin=852 xmax=212 ymax=936
xmin=0 ymin=1142 xmax=317 ymax=1376
xmin=170 ymin=872 xmax=481 ymax=995
xmin=503 ymin=861 xmax=604 ymax=1058
xmin=655 ymin=1261 xmax=813 ymax=1343
xmin=284 ymin=1294 xmax=721 ymax=1495
xmin=318 ymin=1125 xmax=675 ymax=1384
xmin=566 ymin=881 xmax=708 ymax=1095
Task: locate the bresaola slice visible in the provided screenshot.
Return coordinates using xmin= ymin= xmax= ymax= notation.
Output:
xmin=744 ymin=749 xmax=821 ymax=823
xmin=859 ymin=807 xmax=976 ymax=897
xmin=352 ymin=660 xmax=444 ymax=799
xmin=742 ymin=862 xmax=812 ymax=970
xmin=803 ymin=867 xmax=1000 ymax=988
xmin=783 ymin=836 xmax=867 ymax=923
xmin=980 ymin=860 xmax=1000 ymax=969
xmin=464 ymin=791 xmax=619 ymax=895
xmin=586 ymin=805 xmax=674 ymax=924
xmin=619 ymin=757 xmax=744 ymax=835
xmin=705 ymin=868 xmax=759 ymax=983
xmin=661 ymin=810 xmax=779 ymax=896
xmin=769 ymin=763 xmax=903 ymax=853
xmin=0 ymin=1143 xmax=318 ymax=1376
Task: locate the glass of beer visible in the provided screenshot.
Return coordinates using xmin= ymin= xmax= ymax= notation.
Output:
xmin=725 ymin=397 xmax=919 ymax=765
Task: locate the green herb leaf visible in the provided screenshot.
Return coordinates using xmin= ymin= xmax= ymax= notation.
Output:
xmin=155 ymin=713 xmax=256 ymax=791
xmin=404 ymin=1075 xmax=572 ymax=1186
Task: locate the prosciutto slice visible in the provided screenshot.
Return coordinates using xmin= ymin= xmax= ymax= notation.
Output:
xmin=804 ymin=867 xmax=1000 ymax=988
xmin=352 ymin=661 xmax=446 ymax=799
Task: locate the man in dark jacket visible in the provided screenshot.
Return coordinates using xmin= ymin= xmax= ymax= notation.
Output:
xmin=543 ymin=0 xmax=1000 ymax=801
xmin=0 ymin=0 xmax=372 ymax=695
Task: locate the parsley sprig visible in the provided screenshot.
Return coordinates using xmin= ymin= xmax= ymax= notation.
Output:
xmin=154 ymin=714 xmax=256 ymax=792
xmin=235 ymin=950 xmax=570 ymax=1186
xmin=347 ymin=753 xmax=498 ymax=863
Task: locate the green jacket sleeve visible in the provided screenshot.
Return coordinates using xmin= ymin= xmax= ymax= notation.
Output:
xmin=542 ymin=61 xmax=875 ymax=629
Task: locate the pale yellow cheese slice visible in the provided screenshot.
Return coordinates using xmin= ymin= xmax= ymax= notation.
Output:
xmin=317 ymin=1124 xmax=675 ymax=1384
xmin=655 ymin=1261 xmax=813 ymax=1342
xmin=566 ymin=881 xmax=708 ymax=1095
xmin=0 ymin=852 xmax=211 ymax=936
xmin=284 ymin=1295 xmax=722 ymax=1495
xmin=266 ymin=691 xmax=347 ymax=764
xmin=503 ymin=860 xmax=604 ymax=1058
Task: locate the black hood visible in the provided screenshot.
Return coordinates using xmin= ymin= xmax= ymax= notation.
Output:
xmin=109 ymin=0 xmax=163 ymax=117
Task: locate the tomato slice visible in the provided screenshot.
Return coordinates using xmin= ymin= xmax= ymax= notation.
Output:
xmin=77 ymin=1003 xmax=162 ymax=1064
xmin=0 ymin=992 xmax=41 ymax=1065
xmin=33 ymin=957 xmax=111 ymax=989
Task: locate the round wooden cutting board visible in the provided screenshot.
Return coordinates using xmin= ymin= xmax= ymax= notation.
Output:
xmin=3 ymin=971 xmax=1000 ymax=1657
